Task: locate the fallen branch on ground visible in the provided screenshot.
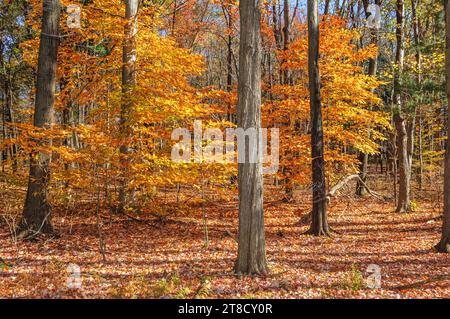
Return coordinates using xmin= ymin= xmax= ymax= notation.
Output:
xmin=298 ymin=174 xmax=389 ymax=225
xmin=328 ymin=174 xmax=388 ymax=202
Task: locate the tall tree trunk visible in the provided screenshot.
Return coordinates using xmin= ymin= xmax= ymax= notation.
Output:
xmin=282 ymin=0 xmax=294 ymax=201
xmin=356 ymin=0 xmax=380 ymax=196
xmin=1 ymin=31 xmax=6 ymax=171
xmin=234 ymin=0 xmax=268 ymax=275
xmin=272 ymin=0 xmax=283 ymax=51
xmin=393 ymin=0 xmax=411 ymax=213
xmin=119 ymin=0 xmax=139 ymax=214
xmin=0 ymin=39 xmax=16 ymax=172
xmin=412 ymin=0 xmax=423 ymax=191
xmin=306 ymin=0 xmax=330 ymax=236
xmin=436 ymin=0 xmax=450 ymax=253
xmin=227 ymin=31 xmax=233 ymax=123
xmin=19 ymin=0 xmax=61 ymax=236
xmin=222 ymin=1 xmax=235 ymax=123
xmin=282 ymin=0 xmax=290 ymax=85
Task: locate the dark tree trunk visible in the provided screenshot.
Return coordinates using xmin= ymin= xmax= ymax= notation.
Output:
xmin=5 ymin=81 xmax=18 ymax=172
xmin=272 ymin=0 xmax=283 ymax=51
xmin=306 ymin=0 xmax=330 ymax=236
xmin=234 ymin=0 xmax=268 ymax=275
xmin=119 ymin=0 xmax=139 ymax=213
xmin=436 ymin=0 xmax=450 ymax=253
xmin=324 ymin=0 xmax=330 ymax=15
xmin=0 ymin=39 xmax=17 ymax=172
xmin=282 ymin=0 xmax=290 ymax=85
xmin=356 ymin=151 xmax=369 ymax=196
xmin=411 ymin=0 xmax=423 ymax=190
xmin=19 ymin=0 xmax=61 ymax=236
xmin=227 ymin=32 xmax=233 ymax=123
xmin=172 ymin=0 xmax=177 ymax=36
xmin=1 ymin=29 xmax=7 ymax=170
xmin=282 ymin=0 xmax=294 ymax=201
xmin=222 ymin=0 xmax=235 ymax=123
xmin=3 ymin=74 xmax=16 ymax=168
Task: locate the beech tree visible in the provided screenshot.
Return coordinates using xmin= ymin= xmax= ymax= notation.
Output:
xmin=393 ymin=0 xmax=414 ymax=213
xmin=306 ymin=0 xmax=330 ymax=236
xmin=18 ymin=0 xmax=61 ymax=237
xmin=119 ymin=0 xmax=139 ymax=213
xmin=234 ymin=0 xmax=268 ymax=275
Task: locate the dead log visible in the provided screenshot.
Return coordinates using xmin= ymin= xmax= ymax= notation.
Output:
xmin=297 ymin=174 xmax=389 ymax=225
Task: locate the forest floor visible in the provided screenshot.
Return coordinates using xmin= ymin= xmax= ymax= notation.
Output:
xmin=0 ymin=172 xmax=449 ymax=299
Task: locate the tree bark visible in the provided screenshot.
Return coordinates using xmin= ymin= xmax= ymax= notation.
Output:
xmin=282 ymin=0 xmax=294 ymax=201
xmin=272 ymin=0 xmax=283 ymax=51
xmin=411 ymin=0 xmax=423 ymax=191
xmin=19 ymin=0 xmax=61 ymax=236
xmin=436 ymin=0 xmax=450 ymax=253
xmin=356 ymin=0 xmax=380 ymax=196
xmin=221 ymin=0 xmax=235 ymax=123
xmin=1 ymin=72 xmax=6 ymax=172
xmin=0 ymin=39 xmax=18 ymax=172
xmin=119 ymin=0 xmax=139 ymax=214
xmin=356 ymin=151 xmax=369 ymax=196
xmin=305 ymin=0 xmax=330 ymax=236
xmin=234 ymin=0 xmax=268 ymax=275
xmin=393 ymin=0 xmax=411 ymax=213
xmin=282 ymin=0 xmax=291 ymax=85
